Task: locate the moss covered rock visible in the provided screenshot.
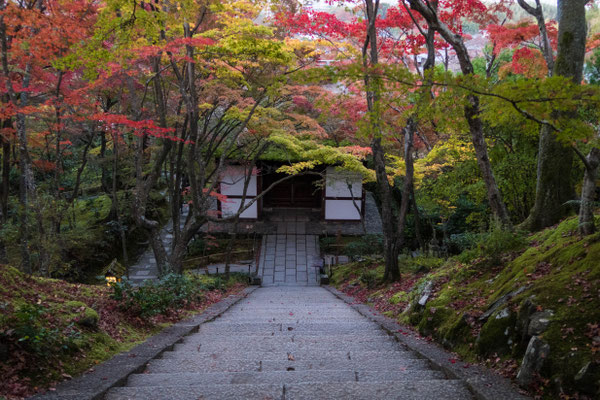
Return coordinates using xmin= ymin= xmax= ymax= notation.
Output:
xmin=443 ymin=313 xmax=473 ymax=348
xmin=389 ymin=291 xmax=408 ymax=305
xmin=476 ymin=308 xmax=517 ymax=357
xmin=573 ymin=361 xmax=600 ymax=395
xmin=417 ymin=305 xmax=452 ymax=337
xmin=65 ymin=301 xmax=99 ymax=329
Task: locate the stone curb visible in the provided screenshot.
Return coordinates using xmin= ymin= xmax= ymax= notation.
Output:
xmin=29 ymin=286 xmax=259 ymax=400
xmin=324 ymin=285 xmax=531 ymax=400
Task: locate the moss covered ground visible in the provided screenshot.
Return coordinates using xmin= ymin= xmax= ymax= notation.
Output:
xmin=331 ymin=217 xmax=600 ymax=399
xmin=0 ymin=265 xmax=247 ymax=399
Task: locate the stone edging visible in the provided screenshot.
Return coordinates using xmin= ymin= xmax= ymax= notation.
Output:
xmin=29 ymin=286 xmax=259 ymax=400
xmin=324 ymin=285 xmax=531 ymax=400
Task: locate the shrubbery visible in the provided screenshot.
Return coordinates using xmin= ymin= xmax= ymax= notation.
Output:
xmin=359 ymin=269 xmax=378 ymax=288
xmin=456 ymin=221 xmax=527 ymax=264
xmin=344 ymin=234 xmax=384 ymax=260
xmin=111 ymin=272 xmax=246 ymax=317
xmin=1 ymin=303 xmax=80 ymax=358
xmin=445 ymin=232 xmax=479 ymax=254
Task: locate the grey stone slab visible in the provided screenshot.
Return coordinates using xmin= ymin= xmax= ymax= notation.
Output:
xmin=196 ymin=322 xmax=381 ymax=334
xmin=357 ymin=369 xmax=446 ymax=381
xmin=127 ymin=370 xmax=357 ymax=387
xmin=160 ymin=350 xmax=418 ymax=363
xmin=173 ymin=339 xmax=400 ymax=353
xmin=145 ymin=359 xmax=260 ymax=373
xmin=258 ymin=358 xmax=432 ymax=372
xmin=105 ymin=384 xmax=283 ymax=400
xmin=262 ymin=276 xmax=274 ymax=285
xmin=284 ymin=381 xmax=474 ymax=400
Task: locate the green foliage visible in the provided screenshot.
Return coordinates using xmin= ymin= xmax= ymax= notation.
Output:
xmin=446 ymin=232 xmax=479 ymax=254
xmin=478 ymin=222 xmax=527 ymax=264
xmin=585 ymin=48 xmax=600 ymax=85
xmin=319 ymin=237 xmax=336 ymax=253
xmin=455 ymin=221 xmax=527 ymax=265
xmin=359 ymin=269 xmax=378 ymax=289
xmin=3 ymin=304 xmax=80 ymax=357
xmin=111 ymin=273 xmax=198 ymax=317
xmin=398 ymin=255 xmax=445 ymax=274
xmin=111 ymin=272 xmax=245 ymax=317
xmin=187 ymin=237 xmax=207 ymax=257
xmin=344 ymin=235 xmax=384 ymax=261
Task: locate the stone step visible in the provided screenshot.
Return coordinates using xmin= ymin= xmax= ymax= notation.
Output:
xmin=126 ymin=369 xmax=446 ymax=388
xmin=159 ymin=349 xmax=419 ymax=362
xmin=106 ymin=380 xmax=473 ymax=400
xmin=172 ymin=339 xmax=401 ymax=353
xmin=284 ymin=381 xmax=474 ymax=400
xmin=211 ymin=317 xmax=373 ymax=323
xmin=180 ymin=335 xmax=398 ymax=347
xmin=219 ymin=311 xmax=361 ymax=317
xmin=200 ymin=322 xmax=381 ymax=333
xmin=226 ymin=307 xmax=360 ymax=313
xmin=144 ymin=357 xmax=432 ymax=373
xmin=196 ymin=330 xmax=390 ymax=338
xmin=217 ymin=312 xmax=359 ymax=317
xmin=105 ymin=384 xmax=283 ymax=400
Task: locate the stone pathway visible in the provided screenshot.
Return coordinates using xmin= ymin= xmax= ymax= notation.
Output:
xmin=105 ymin=286 xmax=474 ymax=399
xmin=258 ymin=234 xmax=321 ymax=286
xmin=128 ymin=205 xmax=189 ymax=285
xmin=256 ymin=214 xmax=322 ymax=286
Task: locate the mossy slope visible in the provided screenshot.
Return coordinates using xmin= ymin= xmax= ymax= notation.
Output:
xmin=331 ymin=217 xmax=600 ymax=398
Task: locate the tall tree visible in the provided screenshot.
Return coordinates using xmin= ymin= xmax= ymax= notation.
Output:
xmin=521 ymin=0 xmax=588 ymax=231
xmin=404 ymin=0 xmax=512 ymax=228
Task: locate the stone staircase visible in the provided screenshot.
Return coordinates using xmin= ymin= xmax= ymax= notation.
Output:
xmin=104 ymin=286 xmax=474 ymax=399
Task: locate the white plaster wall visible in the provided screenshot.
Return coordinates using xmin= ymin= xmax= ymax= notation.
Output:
xmin=325 ymin=166 xmax=362 ymax=198
xmin=220 ymin=198 xmax=258 ymax=219
xmin=325 ymin=200 xmax=362 ymax=220
xmin=219 ymin=166 xmax=257 ymax=196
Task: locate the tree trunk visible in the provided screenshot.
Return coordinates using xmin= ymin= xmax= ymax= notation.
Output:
xmin=372 ymin=137 xmax=400 ymax=281
xmin=467 ymin=95 xmax=512 ymax=227
xmin=99 ymin=130 xmax=110 ymax=194
xmin=522 ymin=0 xmax=587 ymax=231
xmin=407 ymin=0 xmax=512 ymax=228
xmin=0 ymin=128 xmax=8 ymax=263
xmin=364 ymin=0 xmax=400 ymax=281
xmin=396 ymin=119 xmax=415 ymax=249
xmin=1 ymin=126 xmax=9 ymax=222
xmin=112 ymin=133 xmax=128 ymax=264
xmin=16 ymin=85 xmax=34 ymax=274
xmin=516 ymin=0 xmax=554 ymax=74
xmin=578 ymin=148 xmax=600 ymax=235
